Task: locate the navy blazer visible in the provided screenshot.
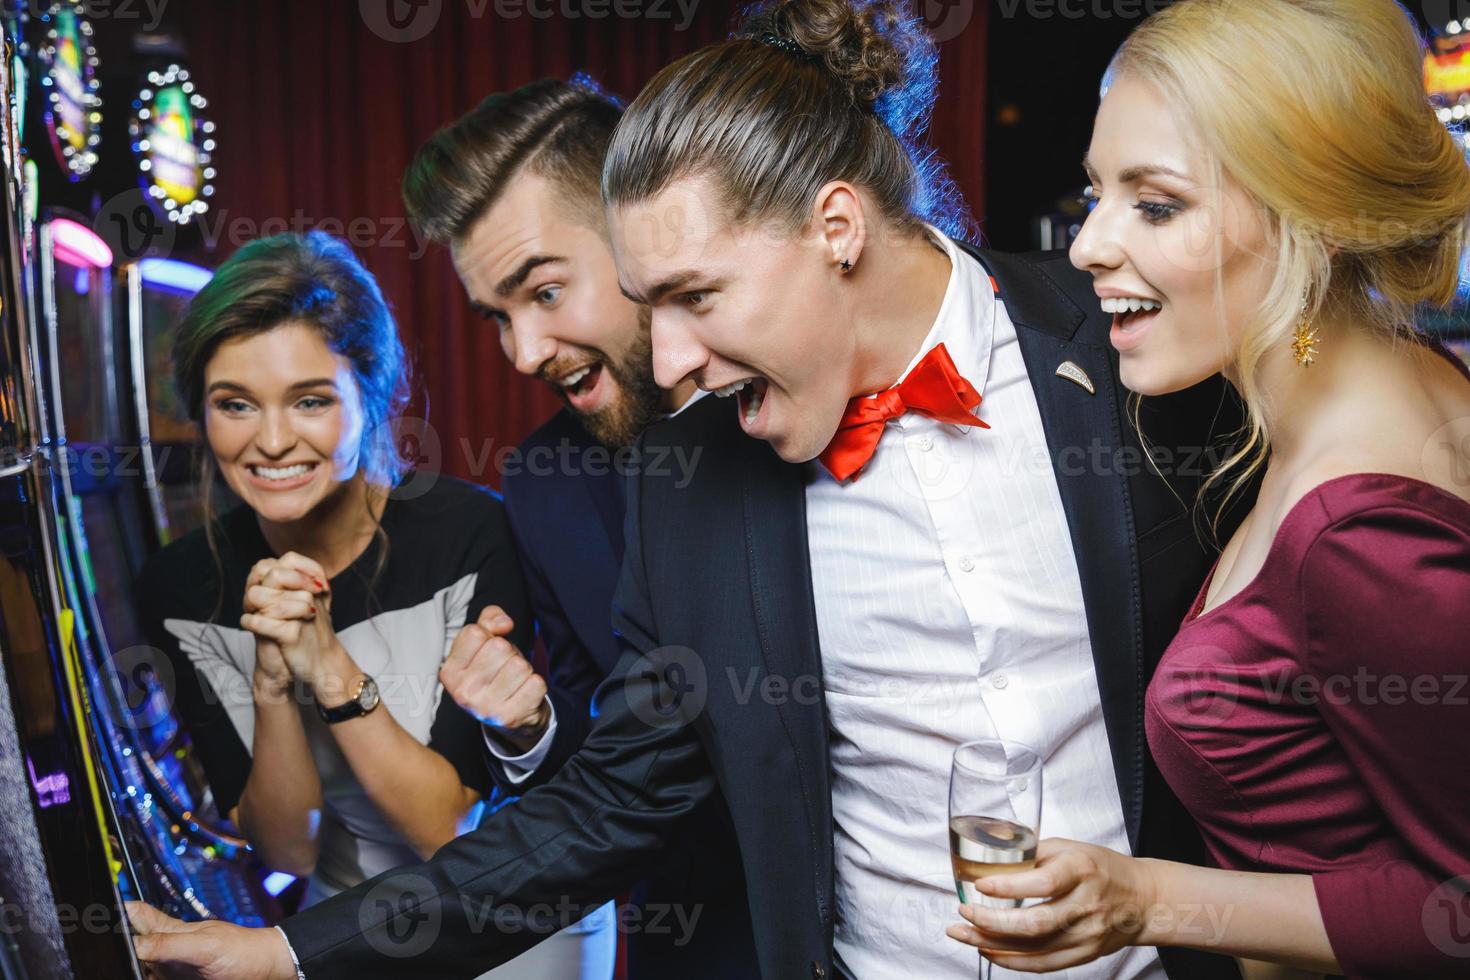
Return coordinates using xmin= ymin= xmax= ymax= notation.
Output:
xmin=497 ymin=408 xmax=627 ymax=786
xmin=285 ymin=246 xmax=1248 ymax=980
xmin=500 ymin=408 xmax=759 ymax=978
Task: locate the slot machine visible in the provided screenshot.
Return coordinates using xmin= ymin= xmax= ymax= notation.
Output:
xmin=0 ymin=7 xmax=145 ymax=975
xmin=34 ymin=203 xmax=271 ymax=932
xmin=28 ymin=65 xmax=271 ymax=927
xmin=0 ymin=7 xmax=277 ymax=977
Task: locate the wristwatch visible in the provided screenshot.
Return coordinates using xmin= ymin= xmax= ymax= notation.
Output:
xmin=316 ymin=674 xmax=380 ymax=724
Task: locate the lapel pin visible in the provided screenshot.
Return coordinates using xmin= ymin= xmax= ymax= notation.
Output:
xmin=1055 ymin=360 xmax=1095 ymax=396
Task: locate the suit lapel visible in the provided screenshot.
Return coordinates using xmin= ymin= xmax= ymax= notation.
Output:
xmin=973 ymin=245 xmax=1147 ymax=849
xmin=739 ymin=440 xmax=835 ymax=921
xmin=558 ymin=414 xmax=627 ymax=567
xmin=582 ymin=465 xmax=627 ymax=567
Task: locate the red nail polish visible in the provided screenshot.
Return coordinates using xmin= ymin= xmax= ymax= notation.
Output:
xmin=314 ymin=578 xmax=326 ymax=591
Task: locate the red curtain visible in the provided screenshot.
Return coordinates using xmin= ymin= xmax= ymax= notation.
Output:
xmin=179 ymin=1 xmax=986 ymax=485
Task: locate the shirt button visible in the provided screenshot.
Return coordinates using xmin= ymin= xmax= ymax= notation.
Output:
xmin=992 ymin=673 xmax=1009 ymax=689
xmin=958 ymin=556 xmax=976 ymax=572
xmin=916 ymin=435 xmax=934 ymax=452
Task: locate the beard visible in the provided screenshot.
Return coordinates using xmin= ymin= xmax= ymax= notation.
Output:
xmin=551 ymin=310 xmax=663 ymax=448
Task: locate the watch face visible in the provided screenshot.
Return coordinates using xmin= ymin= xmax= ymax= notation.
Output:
xmin=359 ymin=676 xmax=380 ymax=712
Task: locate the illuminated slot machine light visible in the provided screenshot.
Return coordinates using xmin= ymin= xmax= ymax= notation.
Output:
xmin=26 ymin=754 xmax=72 ymax=808
xmin=37 ymin=2 xmax=103 ymax=180
xmin=131 ymin=64 xmax=216 ymax=225
xmin=139 ymin=257 xmax=212 ymax=294
xmin=262 ymin=872 xmax=297 ymax=896
xmin=47 ymin=216 xmax=112 ymax=269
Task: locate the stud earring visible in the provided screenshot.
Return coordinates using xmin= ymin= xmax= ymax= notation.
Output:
xmin=1291 ymin=290 xmax=1319 ymax=367
xmin=839 ymin=258 xmax=852 ymax=272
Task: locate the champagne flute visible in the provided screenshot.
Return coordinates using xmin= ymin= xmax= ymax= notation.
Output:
xmin=949 ymin=738 xmax=1043 ymax=980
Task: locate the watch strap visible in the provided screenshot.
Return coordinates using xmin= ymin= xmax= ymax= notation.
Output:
xmin=316 ymin=675 xmax=374 ymax=724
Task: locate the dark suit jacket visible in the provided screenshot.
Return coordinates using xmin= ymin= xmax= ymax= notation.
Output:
xmin=283 ymin=245 xmax=1247 ymax=980
xmin=498 ymin=408 xmax=758 ymax=977
xmin=495 ymin=408 xmax=625 ymax=785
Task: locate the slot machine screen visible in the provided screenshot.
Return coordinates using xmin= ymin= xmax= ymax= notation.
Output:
xmin=133 ymin=259 xmax=217 ymax=542
xmin=137 ymin=261 xmax=201 ymax=444
xmin=49 ymin=248 xmax=116 ymax=444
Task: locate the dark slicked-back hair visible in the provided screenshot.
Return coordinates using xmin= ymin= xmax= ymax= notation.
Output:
xmin=403 ymin=75 xmax=623 ymax=244
xmin=603 ymin=0 xmax=968 ymax=241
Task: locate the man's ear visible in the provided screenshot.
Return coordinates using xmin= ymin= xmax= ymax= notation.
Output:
xmin=813 ymin=181 xmax=868 ymax=274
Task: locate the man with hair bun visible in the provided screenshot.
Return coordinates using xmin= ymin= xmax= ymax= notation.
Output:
xmin=125 ymin=1 xmax=1248 ymax=977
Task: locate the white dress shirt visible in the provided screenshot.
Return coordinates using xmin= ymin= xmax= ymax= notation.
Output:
xmin=807 ymin=232 xmax=1164 ymax=980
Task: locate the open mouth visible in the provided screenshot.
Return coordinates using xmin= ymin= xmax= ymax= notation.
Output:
xmin=706 ymin=376 xmax=770 ymax=431
xmin=555 ymin=362 xmax=609 ymax=413
xmin=245 ymin=462 xmax=318 ymax=489
xmin=1102 ymin=296 xmax=1163 ymax=340
xmin=731 ymin=378 xmax=770 ymax=432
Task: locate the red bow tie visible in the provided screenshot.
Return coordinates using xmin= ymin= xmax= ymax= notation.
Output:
xmin=818 ymin=343 xmax=988 ymax=482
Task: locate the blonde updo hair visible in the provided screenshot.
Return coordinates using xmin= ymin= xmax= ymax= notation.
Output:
xmin=1111 ymin=0 xmax=1470 ymax=520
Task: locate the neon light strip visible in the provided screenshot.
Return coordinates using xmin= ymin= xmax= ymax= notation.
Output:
xmin=55 ymin=607 xmax=123 ymax=879
xmin=138 ymin=257 xmax=211 ymax=293
xmin=262 ymin=872 xmax=296 ymax=896
xmin=26 ymin=755 xmax=72 ymax=808
xmin=47 ymin=217 xmax=112 ymax=269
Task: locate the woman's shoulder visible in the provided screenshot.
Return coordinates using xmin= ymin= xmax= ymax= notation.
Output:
xmin=139 ymin=506 xmax=256 ymax=581
xmin=1269 ymin=472 xmax=1470 ymax=665
xmin=1233 ymin=470 xmax=1470 ymax=613
xmin=1272 ymin=470 xmax=1470 ymax=554
xmin=136 ymin=505 xmax=257 ymax=617
xmin=381 ymin=475 xmax=512 ymax=563
xmin=387 ymin=474 xmax=506 ymax=528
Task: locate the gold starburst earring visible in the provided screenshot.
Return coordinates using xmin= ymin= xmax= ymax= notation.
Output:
xmin=1291 ymin=290 xmax=1319 ymax=367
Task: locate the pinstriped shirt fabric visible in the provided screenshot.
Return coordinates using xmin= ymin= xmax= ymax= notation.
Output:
xmin=808 ymin=232 xmax=1164 ymax=980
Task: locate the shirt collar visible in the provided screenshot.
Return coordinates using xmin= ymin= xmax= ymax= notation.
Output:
xmin=891 ymin=227 xmax=997 ymax=399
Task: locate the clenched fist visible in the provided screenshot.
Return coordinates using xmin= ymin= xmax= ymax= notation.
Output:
xmin=440 ymin=605 xmax=550 ymax=752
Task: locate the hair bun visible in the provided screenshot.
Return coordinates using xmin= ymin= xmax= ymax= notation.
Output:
xmin=739 ymin=0 xmax=939 ymax=138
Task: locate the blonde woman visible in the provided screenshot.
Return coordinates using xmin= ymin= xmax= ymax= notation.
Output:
xmin=946 ymin=2 xmax=1470 ymax=978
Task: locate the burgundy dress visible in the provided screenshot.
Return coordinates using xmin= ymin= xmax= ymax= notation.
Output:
xmin=1145 ymin=472 xmax=1470 ymax=978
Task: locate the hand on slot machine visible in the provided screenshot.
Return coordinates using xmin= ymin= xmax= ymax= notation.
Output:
xmin=240 ymin=553 xmax=348 ymax=697
xmin=126 ymin=902 xmax=298 ymax=980
xmin=440 ymin=604 xmax=550 ymax=752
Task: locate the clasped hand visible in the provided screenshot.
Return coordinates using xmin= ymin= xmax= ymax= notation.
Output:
xmin=241 ymin=552 xmax=341 ymax=696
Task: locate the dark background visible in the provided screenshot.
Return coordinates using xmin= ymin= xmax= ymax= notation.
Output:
xmin=48 ymin=0 xmax=1439 ymax=483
